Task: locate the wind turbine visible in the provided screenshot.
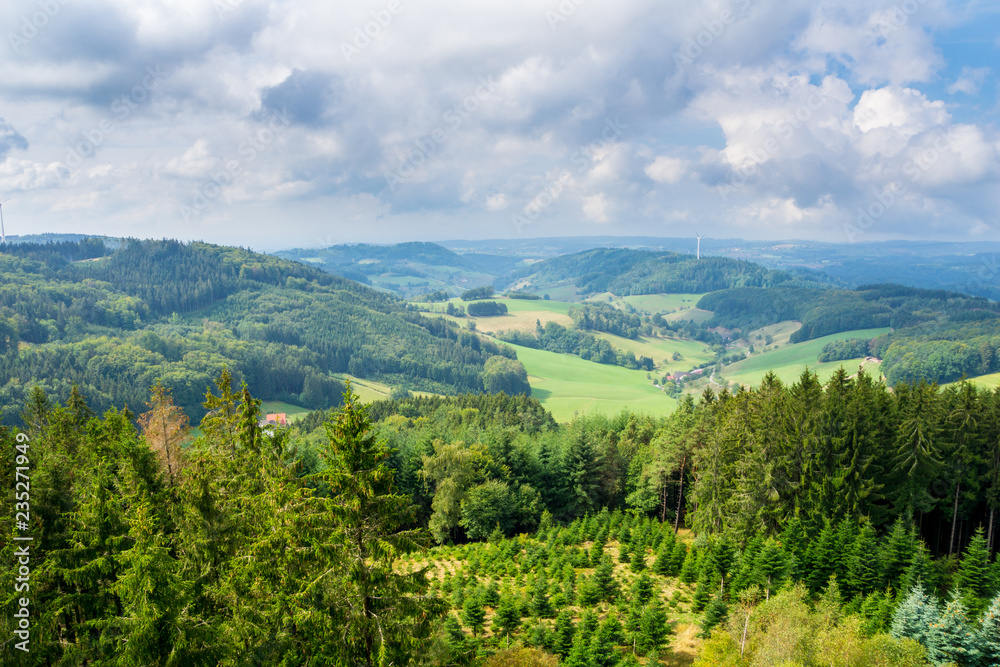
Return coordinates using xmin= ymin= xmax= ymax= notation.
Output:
xmin=0 ymin=199 xmax=9 ymax=245
xmin=696 ymin=233 xmax=703 ymax=260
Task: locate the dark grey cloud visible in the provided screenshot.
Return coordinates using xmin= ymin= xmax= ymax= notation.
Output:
xmin=258 ymin=69 xmax=341 ymax=128
xmin=0 ymin=118 xmax=28 ymax=160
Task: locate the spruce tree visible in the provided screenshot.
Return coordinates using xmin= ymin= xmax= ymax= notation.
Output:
xmin=530 ymin=572 xmax=553 ymax=618
xmin=878 ymin=518 xmax=916 ymax=592
xmin=628 ymin=532 xmax=646 ymax=572
xmin=931 ymin=594 xmax=982 ymax=667
xmin=553 ymin=609 xmax=576 ymax=657
xmin=754 ymin=537 xmax=788 ymax=597
xmin=902 ymin=539 xmax=938 ymax=595
xmin=592 ymin=613 xmax=624 ymax=667
xmin=493 ymin=594 xmax=521 ymax=646
xmin=639 ymin=597 xmax=670 ymax=655
xmin=845 ymin=519 xmax=880 ymax=599
xmin=980 ymin=594 xmax=1000 ymax=667
xmin=313 ymin=387 xmax=445 ymax=666
xmin=462 ymin=594 xmax=486 ymax=636
xmin=631 ymin=571 xmax=654 ymax=605
xmin=890 ymin=583 xmax=942 ymax=657
xmin=956 ymin=526 xmax=991 ymax=602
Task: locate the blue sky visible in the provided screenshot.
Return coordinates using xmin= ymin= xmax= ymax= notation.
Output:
xmin=0 ymin=0 xmax=997 ymax=249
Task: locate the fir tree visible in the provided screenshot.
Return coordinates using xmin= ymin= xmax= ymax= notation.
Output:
xmin=980 ymin=594 xmax=1000 ymax=667
xmin=845 ymin=519 xmax=880 ymax=599
xmin=931 ymin=594 xmax=982 ymax=667
xmin=553 ymin=609 xmax=576 ymax=657
xmin=462 ymin=595 xmax=486 ymax=636
xmin=879 ymin=518 xmax=916 ymax=593
xmin=890 ymin=583 xmax=942 ymax=657
xmin=631 ymin=571 xmax=654 ymax=605
xmin=955 ymin=526 xmax=991 ymax=601
xmin=639 ymin=597 xmax=670 ymax=655
xmin=493 ymin=594 xmax=521 ymax=646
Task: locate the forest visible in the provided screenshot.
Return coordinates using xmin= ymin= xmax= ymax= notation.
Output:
xmin=506 ymin=248 xmax=800 ymax=296
xmin=5 ymin=370 xmax=997 ymax=664
xmin=0 ymin=239 xmax=519 ymax=423
xmin=497 ymin=321 xmax=655 ymax=371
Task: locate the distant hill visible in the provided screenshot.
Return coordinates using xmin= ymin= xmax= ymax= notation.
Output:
xmin=274 ymin=241 xmax=523 ymax=298
xmin=0 ymin=239 xmax=519 ymax=424
xmin=503 ymin=247 xmax=818 ymax=297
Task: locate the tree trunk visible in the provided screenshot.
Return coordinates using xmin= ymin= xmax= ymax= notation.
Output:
xmin=988 ymin=507 xmax=996 ymax=556
xmin=949 ymin=481 xmax=961 ymax=556
xmin=674 ymin=453 xmax=687 ymax=534
xmin=660 ymin=473 xmax=669 ymax=524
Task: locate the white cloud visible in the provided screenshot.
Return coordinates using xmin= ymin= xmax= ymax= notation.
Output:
xmin=645 ymin=156 xmax=687 ymax=183
xmin=947 ymin=67 xmax=989 ymax=95
xmin=582 ymin=193 xmax=610 ymax=223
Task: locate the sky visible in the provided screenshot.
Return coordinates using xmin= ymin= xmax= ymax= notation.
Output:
xmin=0 ymin=0 xmax=998 ymax=250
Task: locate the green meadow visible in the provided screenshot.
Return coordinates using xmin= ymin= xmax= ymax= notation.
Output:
xmin=498 ymin=341 xmax=676 ymax=422
xmin=711 ymin=327 xmax=891 ymax=388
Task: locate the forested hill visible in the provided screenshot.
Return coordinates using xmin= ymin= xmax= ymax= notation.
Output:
xmin=0 ymin=238 xmax=522 ymax=424
xmin=504 ymin=247 xmax=816 ymax=295
xmin=699 ymin=283 xmax=1000 ymax=343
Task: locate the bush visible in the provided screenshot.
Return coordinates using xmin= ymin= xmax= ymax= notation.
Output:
xmin=467 ymin=301 xmax=508 ymax=317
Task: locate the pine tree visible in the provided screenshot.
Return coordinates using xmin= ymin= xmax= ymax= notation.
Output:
xmin=845 ymin=519 xmax=880 ymax=599
xmin=652 ymin=529 xmax=676 ymax=576
xmin=111 ymin=499 xmax=185 ymax=665
xmin=553 ymin=609 xmax=576 ymax=657
xmin=530 ymin=572 xmax=553 ymax=618
xmin=699 ymin=598 xmax=728 ymax=638
xmin=594 ymin=556 xmax=620 ymax=603
xmin=890 ymin=583 xmax=942 ymax=657
xmin=878 ymin=518 xmax=916 ymax=593
xmin=754 ymin=537 xmax=787 ymax=597
xmin=980 ymin=594 xmax=1000 ymax=666
xmin=462 ymin=594 xmax=486 ymax=636
xmin=931 ymin=594 xmax=982 ymax=667
xmin=639 ymin=597 xmax=670 ymax=655
xmin=902 ymin=539 xmax=938 ymax=595
xmin=956 ymin=526 xmax=991 ymax=601
xmin=138 ymin=380 xmax=189 ymax=486
xmin=313 ymin=387 xmax=445 ymax=666
xmin=493 ymin=594 xmax=521 ymax=646
xmin=592 ymin=613 xmax=624 ymax=667
xmin=631 ymin=571 xmax=654 ymax=605
xmin=629 ymin=531 xmax=646 ymax=572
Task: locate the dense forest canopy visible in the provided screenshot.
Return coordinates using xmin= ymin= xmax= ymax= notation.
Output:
xmin=3 ymin=377 xmax=999 ymax=665
xmin=0 ymin=239 xmax=519 ymax=424
xmin=506 ymin=248 xmax=808 ymax=295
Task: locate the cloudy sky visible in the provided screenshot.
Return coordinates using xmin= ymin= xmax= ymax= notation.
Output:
xmin=1 ymin=0 xmax=998 ymax=249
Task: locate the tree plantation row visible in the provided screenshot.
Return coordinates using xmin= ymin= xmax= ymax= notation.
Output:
xmin=3 ymin=370 xmax=1000 ymax=664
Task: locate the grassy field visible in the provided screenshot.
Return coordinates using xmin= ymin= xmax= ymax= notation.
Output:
xmin=954 ymin=373 xmax=1000 ymax=390
xmin=707 ymin=327 xmax=891 ymax=388
xmin=591 ymin=331 xmax=715 ymax=374
xmin=259 ymin=401 xmax=312 ymax=422
xmin=414 ymin=297 xmax=577 ymax=334
xmin=498 ymin=341 xmax=676 ymax=422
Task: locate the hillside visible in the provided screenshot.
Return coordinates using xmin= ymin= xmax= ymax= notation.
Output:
xmin=275 ymin=241 xmax=524 ymax=298
xmin=504 ymin=248 xmax=809 ymax=297
xmin=0 ymin=239 xmax=522 ymax=424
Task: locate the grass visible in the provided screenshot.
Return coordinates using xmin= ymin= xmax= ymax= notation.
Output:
xmin=259 ymin=401 xmax=312 ymax=422
xmin=710 ymin=327 xmax=891 ymax=388
xmin=591 ymin=332 xmax=715 ymax=373
xmin=497 ymin=341 xmax=677 ymax=422
xmin=953 ymin=373 xmax=1000 ymax=390
xmin=412 ymin=297 xmax=577 ymax=334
